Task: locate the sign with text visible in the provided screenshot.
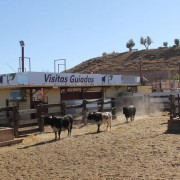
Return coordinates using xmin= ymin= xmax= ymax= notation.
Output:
xmin=0 ymin=72 xmax=140 ymax=86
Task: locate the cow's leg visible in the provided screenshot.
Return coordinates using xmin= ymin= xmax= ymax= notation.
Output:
xmin=58 ymin=128 xmax=62 ymax=140
xmin=110 ymin=121 xmax=112 ymax=129
xmin=55 ymin=132 xmax=57 ymax=140
xmin=68 ymin=128 xmax=71 ymax=136
xmin=107 ymin=123 xmax=111 ymax=131
xmin=104 ymin=123 xmax=108 ymax=131
xmin=70 ymin=127 xmax=72 ymax=136
xmin=69 ymin=127 xmax=72 ymax=136
xmin=106 ymin=121 xmax=111 ymax=131
xmin=126 ymin=118 xmax=128 ymax=123
xmin=70 ymin=121 xmax=73 ymax=136
xmin=97 ymin=124 xmax=100 ymax=133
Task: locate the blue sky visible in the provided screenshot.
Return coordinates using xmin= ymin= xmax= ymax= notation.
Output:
xmin=0 ymin=0 xmax=180 ymax=73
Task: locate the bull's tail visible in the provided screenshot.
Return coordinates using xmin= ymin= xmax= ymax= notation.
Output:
xmin=69 ymin=115 xmax=73 ymax=136
xmin=110 ymin=114 xmax=112 ymax=129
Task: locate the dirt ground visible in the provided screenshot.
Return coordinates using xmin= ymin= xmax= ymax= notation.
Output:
xmin=0 ymin=112 xmax=180 ymax=180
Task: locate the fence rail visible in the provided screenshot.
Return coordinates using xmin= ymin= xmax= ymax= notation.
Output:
xmin=0 ymin=98 xmax=115 ymax=137
xmin=2 ymin=94 xmax=179 ymax=137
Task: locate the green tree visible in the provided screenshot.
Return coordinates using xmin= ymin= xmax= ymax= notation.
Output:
xmin=102 ymin=52 xmax=107 ymax=56
xmin=163 ymin=41 xmax=168 ymax=47
xmin=140 ymin=36 xmax=152 ymax=49
xmin=126 ymin=39 xmax=135 ymax=51
xmin=174 ymin=39 xmax=180 ymax=46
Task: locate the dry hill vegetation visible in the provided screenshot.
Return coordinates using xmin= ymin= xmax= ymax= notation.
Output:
xmin=66 ymin=47 xmax=180 ymax=82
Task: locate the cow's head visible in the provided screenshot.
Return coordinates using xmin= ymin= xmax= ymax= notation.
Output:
xmin=87 ymin=112 xmax=96 ymax=120
xmin=43 ymin=115 xmax=53 ymax=125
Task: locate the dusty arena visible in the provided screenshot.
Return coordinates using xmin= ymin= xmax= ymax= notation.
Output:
xmin=0 ymin=112 xmax=180 ymax=180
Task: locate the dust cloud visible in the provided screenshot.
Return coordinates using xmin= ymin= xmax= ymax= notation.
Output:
xmin=115 ymin=97 xmax=166 ymax=122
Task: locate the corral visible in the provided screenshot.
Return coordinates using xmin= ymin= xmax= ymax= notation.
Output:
xmin=0 ymin=72 xmax=146 ymax=139
xmin=0 ymin=112 xmax=180 ymax=179
xmin=1 ymin=72 xmax=180 ymax=138
xmin=0 ymin=72 xmax=180 ymax=179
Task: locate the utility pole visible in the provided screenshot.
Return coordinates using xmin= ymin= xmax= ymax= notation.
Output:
xmin=19 ymin=40 xmax=25 ymax=72
xmin=139 ymin=56 xmax=143 ymax=85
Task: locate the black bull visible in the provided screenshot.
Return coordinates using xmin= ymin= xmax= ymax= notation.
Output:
xmin=123 ymin=105 xmax=136 ymax=122
xmin=43 ymin=114 xmax=73 ymax=140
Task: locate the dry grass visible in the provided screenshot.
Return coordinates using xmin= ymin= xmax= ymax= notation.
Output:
xmin=0 ymin=112 xmax=180 ymax=179
xmin=66 ymin=48 xmax=180 ymax=81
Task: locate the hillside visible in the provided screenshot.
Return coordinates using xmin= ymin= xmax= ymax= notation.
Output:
xmin=65 ymin=47 xmax=180 ymax=82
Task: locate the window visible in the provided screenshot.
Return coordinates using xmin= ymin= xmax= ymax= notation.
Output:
xmin=10 ymin=89 xmax=26 ymax=100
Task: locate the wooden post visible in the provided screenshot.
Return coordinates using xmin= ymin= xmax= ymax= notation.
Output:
xmin=29 ymin=88 xmax=33 ymax=119
xmin=6 ymin=99 xmax=9 ymax=118
xmin=178 ymin=94 xmax=180 ymax=118
xmin=168 ymin=95 xmax=174 ymax=132
xmin=168 ymin=114 xmax=174 ymax=132
xmin=145 ymin=95 xmax=150 ymax=114
xmin=169 ymin=94 xmax=172 ymax=117
xmin=144 ymin=95 xmax=147 ymax=114
xmin=82 ymin=100 xmax=87 ymax=125
xmin=13 ymin=106 xmax=19 ymax=138
xmin=111 ymin=98 xmax=116 ymax=119
xmin=98 ymin=98 xmax=104 ymax=112
xmin=169 ymin=94 xmax=176 ymax=118
xmin=61 ymin=102 xmax=66 ymax=116
xmin=37 ymin=103 xmax=44 ymax=132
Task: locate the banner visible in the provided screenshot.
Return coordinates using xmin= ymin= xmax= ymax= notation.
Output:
xmin=0 ymin=72 xmax=140 ymax=86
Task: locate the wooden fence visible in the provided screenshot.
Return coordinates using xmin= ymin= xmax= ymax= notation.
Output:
xmin=0 ymin=106 xmax=43 ymax=137
xmin=2 ymin=94 xmax=180 ymax=136
xmin=0 ymin=106 xmax=15 ymax=127
xmin=38 ymin=98 xmax=116 ymax=126
xmin=0 ymin=98 xmax=116 ymax=137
